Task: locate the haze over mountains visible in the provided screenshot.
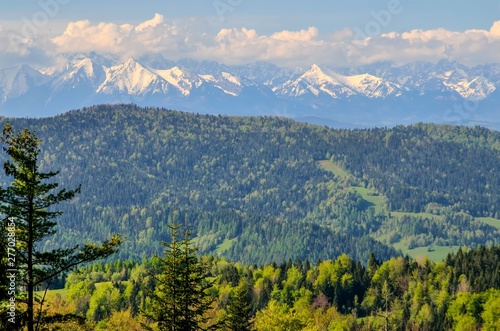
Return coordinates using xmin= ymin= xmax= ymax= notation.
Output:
xmin=0 ymin=52 xmax=499 ymax=130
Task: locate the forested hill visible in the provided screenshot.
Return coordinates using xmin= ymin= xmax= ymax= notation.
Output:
xmin=1 ymin=104 xmax=499 ymax=264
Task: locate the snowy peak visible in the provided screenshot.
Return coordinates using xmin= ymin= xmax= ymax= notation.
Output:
xmin=97 ymin=58 xmax=171 ymax=95
xmin=302 ymin=64 xmax=343 ymax=86
xmin=221 ymin=72 xmax=241 ymax=86
xmin=0 ymin=65 xmax=49 ymax=100
xmin=276 ymin=64 xmax=349 ymax=98
xmin=344 ymin=73 xmax=401 ymax=97
xmin=153 ymin=66 xmax=202 ymax=96
xmin=440 ymin=73 xmax=496 ymax=100
xmin=73 ymin=58 xmax=97 ymax=78
xmin=51 ymin=58 xmax=106 ymax=92
xmin=277 ymin=64 xmax=400 ymax=98
xmin=199 ymin=71 xmax=245 ymax=96
xmin=346 ymin=60 xmax=497 ymax=100
xmin=0 ymin=54 xmax=499 ymax=123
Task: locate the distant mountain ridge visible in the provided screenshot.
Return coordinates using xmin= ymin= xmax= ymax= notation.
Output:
xmin=1 ymin=53 xmax=499 ymax=129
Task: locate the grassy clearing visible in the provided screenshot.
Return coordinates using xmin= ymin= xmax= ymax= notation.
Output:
xmin=351 ymin=186 xmax=385 ymax=214
xmin=318 ymin=160 xmax=349 ymax=179
xmin=318 ymin=160 xmax=386 ymax=214
xmin=477 ymin=217 xmax=500 ymax=229
xmin=393 ymin=241 xmax=461 ymax=261
xmin=215 ymin=238 xmax=237 ymax=255
xmin=35 ymin=288 xmax=69 ymax=300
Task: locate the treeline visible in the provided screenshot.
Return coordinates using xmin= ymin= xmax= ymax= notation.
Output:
xmin=0 ymin=105 xmax=499 ymax=263
xmin=42 ymin=245 xmax=500 ymax=330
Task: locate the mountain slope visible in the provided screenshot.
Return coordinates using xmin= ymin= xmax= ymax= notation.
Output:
xmin=1 ymin=105 xmax=499 ymax=264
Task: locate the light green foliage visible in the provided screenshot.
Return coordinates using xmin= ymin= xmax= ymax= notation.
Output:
xmin=95 ymin=309 xmax=146 ymax=331
xmin=254 ymin=300 xmax=306 ymax=331
xmin=482 ymin=291 xmax=500 ymax=330
xmin=371 ymin=257 xmax=406 ymax=287
xmin=447 ymin=292 xmax=482 ymax=330
xmin=285 ymin=265 xmax=302 ymax=290
xmin=454 ymin=315 xmax=478 ymax=331
xmin=327 ymin=316 xmax=355 ymax=331
xmin=86 ymin=283 xmax=122 ymax=322
xmin=314 ymin=260 xmax=342 ymax=291
xmin=49 ymin=244 xmax=500 ymax=330
xmin=68 ymin=279 xmax=95 ymax=316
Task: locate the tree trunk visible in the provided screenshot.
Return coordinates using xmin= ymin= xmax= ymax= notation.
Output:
xmin=27 ymin=191 xmax=35 ymax=331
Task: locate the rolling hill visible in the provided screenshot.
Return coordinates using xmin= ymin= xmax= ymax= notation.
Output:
xmin=1 ymin=104 xmax=499 ymax=264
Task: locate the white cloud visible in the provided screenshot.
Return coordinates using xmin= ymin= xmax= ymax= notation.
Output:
xmin=0 ymin=21 xmax=57 ymax=68
xmin=0 ymin=22 xmax=34 ymax=57
xmin=53 ymin=20 xmax=138 ymax=55
xmin=135 ymin=13 xmax=164 ymax=32
xmin=51 ymin=14 xmax=205 ymax=61
xmin=3 ymin=15 xmax=500 ymax=69
xmin=271 ymin=27 xmax=318 ymax=41
xmin=490 ymin=21 xmax=500 ymax=37
xmin=196 ymin=27 xmax=329 ymax=67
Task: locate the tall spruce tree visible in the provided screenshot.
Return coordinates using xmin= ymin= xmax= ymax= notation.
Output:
xmin=225 ymin=282 xmax=253 ymax=331
xmin=0 ymin=123 xmax=122 ymax=331
xmin=144 ymin=214 xmax=216 ymax=331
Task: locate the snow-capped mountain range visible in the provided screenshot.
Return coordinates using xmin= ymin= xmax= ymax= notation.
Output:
xmin=1 ymin=53 xmax=499 ymax=129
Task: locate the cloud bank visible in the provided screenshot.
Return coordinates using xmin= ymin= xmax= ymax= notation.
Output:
xmin=3 ymin=14 xmax=500 ymax=69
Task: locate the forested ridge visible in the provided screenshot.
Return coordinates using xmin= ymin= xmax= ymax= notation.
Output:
xmin=328 ymin=125 xmax=500 ymax=215
xmin=1 ymin=104 xmax=499 ymax=264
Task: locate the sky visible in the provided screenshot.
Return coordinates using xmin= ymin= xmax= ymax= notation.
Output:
xmin=0 ymin=1 xmax=499 ymax=69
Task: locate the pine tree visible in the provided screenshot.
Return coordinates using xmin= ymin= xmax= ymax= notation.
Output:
xmin=144 ymin=215 xmax=216 ymax=331
xmin=225 ymin=282 xmax=252 ymax=331
xmin=0 ymin=123 xmax=122 ymax=331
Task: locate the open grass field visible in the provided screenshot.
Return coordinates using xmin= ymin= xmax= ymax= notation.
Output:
xmin=477 ymin=217 xmax=500 ymax=229
xmin=319 ymin=160 xmax=386 ymax=214
xmin=393 ymin=242 xmax=462 ymax=261
xmin=351 ymin=186 xmax=385 ymax=214
xmin=318 ymin=160 xmax=349 ymax=179
xmin=215 ymin=238 xmax=237 ymax=255
xmin=34 ymin=288 xmax=69 ymax=300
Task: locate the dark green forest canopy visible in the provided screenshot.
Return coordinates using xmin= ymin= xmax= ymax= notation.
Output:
xmin=0 ymin=104 xmax=499 ymax=264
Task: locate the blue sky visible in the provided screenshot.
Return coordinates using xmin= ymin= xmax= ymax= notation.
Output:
xmin=1 ymin=1 xmax=499 ymax=68
xmin=1 ymin=1 xmax=498 ymax=33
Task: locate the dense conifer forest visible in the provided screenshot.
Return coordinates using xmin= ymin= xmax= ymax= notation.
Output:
xmin=0 ymin=104 xmax=499 ymax=264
